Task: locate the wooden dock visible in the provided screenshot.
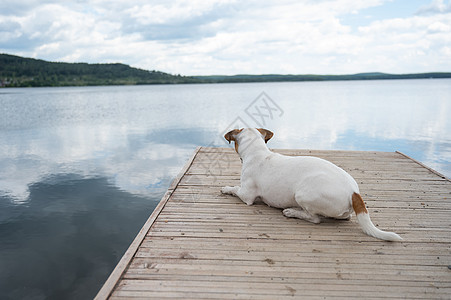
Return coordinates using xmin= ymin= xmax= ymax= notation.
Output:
xmin=96 ymin=147 xmax=451 ymax=299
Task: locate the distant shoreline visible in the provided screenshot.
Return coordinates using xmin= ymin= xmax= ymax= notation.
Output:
xmin=192 ymin=72 xmax=451 ymax=84
xmin=1 ymin=53 xmax=450 ymax=88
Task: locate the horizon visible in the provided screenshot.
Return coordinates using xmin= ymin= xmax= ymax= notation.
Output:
xmin=2 ymin=53 xmax=451 ymax=78
xmin=1 ymin=1 xmax=450 ymax=76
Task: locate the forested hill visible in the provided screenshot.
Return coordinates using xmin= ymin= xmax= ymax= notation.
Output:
xmin=0 ymin=54 xmax=201 ymax=87
xmin=1 ymin=53 xmax=450 ymax=87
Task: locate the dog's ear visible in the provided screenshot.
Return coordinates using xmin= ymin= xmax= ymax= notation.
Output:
xmin=257 ymin=128 xmax=274 ymax=143
xmin=224 ymin=129 xmax=243 ymax=144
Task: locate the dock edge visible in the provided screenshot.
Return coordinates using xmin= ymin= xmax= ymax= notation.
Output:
xmin=396 ymin=151 xmax=450 ymax=181
xmin=94 ymin=146 xmax=202 ymax=300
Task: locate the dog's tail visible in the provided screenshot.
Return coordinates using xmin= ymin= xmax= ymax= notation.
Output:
xmin=352 ymin=193 xmax=402 ymax=241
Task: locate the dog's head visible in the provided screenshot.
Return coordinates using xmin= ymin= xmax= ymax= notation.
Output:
xmin=224 ymin=128 xmax=274 ymax=153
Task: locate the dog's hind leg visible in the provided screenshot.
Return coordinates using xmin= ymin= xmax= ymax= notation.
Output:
xmin=335 ymin=214 xmax=351 ymax=221
xmin=283 ymin=208 xmax=321 ymax=224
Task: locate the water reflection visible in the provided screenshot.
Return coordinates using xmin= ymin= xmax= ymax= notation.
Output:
xmin=0 ymin=81 xmax=450 ymax=299
xmin=0 ymin=175 xmax=155 ymax=299
xmin=0 ymin=126 xmax=201 ymax=204
xmin=266 ymin=85 xmax=450 ymax=176
xmin=0 ymin=125 xmax=204 ymax=298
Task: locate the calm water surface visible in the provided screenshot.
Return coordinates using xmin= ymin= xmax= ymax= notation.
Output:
xmin=0 ymin=80 xmax=450 ymax=299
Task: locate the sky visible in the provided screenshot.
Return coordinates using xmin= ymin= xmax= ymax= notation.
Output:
xmin=0 ymin=0 xmax=450 ymax=75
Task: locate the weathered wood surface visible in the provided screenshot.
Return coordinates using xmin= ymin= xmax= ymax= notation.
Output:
xmin=97 ymin=147 xmax=451 ymax=299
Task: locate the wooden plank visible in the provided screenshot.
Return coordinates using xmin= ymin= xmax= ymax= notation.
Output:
xmin=113 ymin=279 xmax=451 ymax=297
xmin=99 ymin=148 xmax=451 ymax=299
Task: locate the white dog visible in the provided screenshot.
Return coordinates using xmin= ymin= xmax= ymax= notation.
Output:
xmin=221 ymin=128 xmax=402 ymax=241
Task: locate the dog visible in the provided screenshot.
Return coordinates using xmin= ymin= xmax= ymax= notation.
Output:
xmin=221 ymin=128 xmax=402 ymax=241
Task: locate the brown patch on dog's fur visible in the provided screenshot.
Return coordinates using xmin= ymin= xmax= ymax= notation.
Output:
xmin=257 ymin=128 xmax=274 ymax=143
xmin=224 ymin=129 xmax=243 ymax=153
xmin=224 ymin=129 xmax=242 ymax=143
xmin=352 ymin=192 xmax=368 ymax=215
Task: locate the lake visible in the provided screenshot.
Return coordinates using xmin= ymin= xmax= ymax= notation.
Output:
xmin=0 ymin=80 xmax=450 ymax=299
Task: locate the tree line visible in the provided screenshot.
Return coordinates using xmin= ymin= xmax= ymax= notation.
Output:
xmin=0 ymin=54 xmax=200 ymax=87
xmin=1 ymin=53 xmax=450 ymax=88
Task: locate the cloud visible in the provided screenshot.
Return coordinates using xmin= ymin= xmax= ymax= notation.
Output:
xmin=355 ymin=12 xmax=451 ymax=72
xmin=120 ymin=0 xmax=238 ymax=41
xmin=416 ymin=0 xmax=451 ymax=15
xmin=0 ymin=0 xmax=451 ymax=74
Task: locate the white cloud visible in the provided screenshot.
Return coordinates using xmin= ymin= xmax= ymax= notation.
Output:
xmin=355 ymin=12 xmax=451 ymax=73
xmin=417 ymin=0 xmax=451 ymax=15
xmin=0 ymin=0 xmax=450 ymax=74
